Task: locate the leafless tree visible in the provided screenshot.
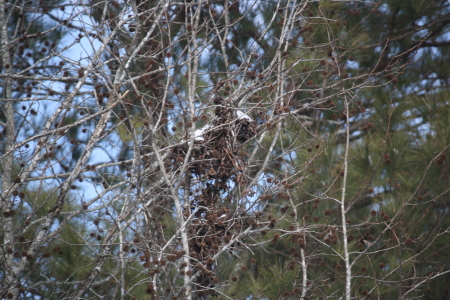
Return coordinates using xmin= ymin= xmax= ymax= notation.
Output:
xmin=1 ymin=0 xmax=448 ymax=299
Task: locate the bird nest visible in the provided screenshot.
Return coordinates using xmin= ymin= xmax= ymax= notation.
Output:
xmin=169 ymin=105 xmax=257 ymax=295
xmin=170 ymin=105 xmax=256 ymax=192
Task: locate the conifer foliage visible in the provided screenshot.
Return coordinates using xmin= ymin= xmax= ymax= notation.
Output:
xmin=1 ymin=0 xmax=449 ymax=299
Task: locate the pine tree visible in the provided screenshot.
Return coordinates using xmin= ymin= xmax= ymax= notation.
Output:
xmin=224 ymin=1 xmax=450 ymax=299
xmin=1 ymin=0 xmax=449 ymax=299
